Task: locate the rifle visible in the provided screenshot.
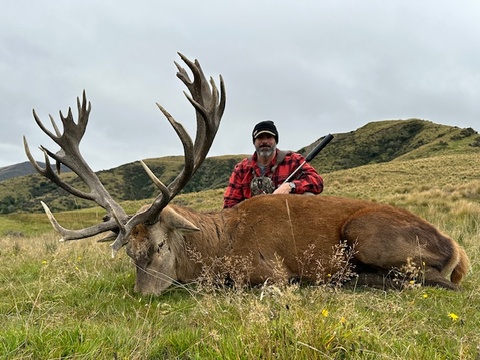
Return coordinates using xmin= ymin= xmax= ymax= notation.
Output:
xmin=283 ymin=133 xmax=334 ymax=184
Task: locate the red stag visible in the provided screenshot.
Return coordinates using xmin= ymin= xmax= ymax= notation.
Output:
xmin=25 ymin=54 xmax=469 ymax=294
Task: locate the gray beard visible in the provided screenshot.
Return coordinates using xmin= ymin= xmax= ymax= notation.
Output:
xmin=256 ymin=144 xmax=276 ymax=159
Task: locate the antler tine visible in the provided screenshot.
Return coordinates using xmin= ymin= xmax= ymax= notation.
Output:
xmin=46 ymin=114 xmax=64 ymax=174
xmin=24 ymin=137 xmax=97 ymax=201
xmin=156 ymin=104 xmax=195 ymax=196
xmin=183 ymin=75 xmax=225 ymax=167
xmin=155 ymin=103 xmax=195 ymax=178
xmin=32 ymin=109 xmax=58 ymax=142
xmin=48 ymin=114 xmax=62 ymax=137
xmin=41 ymin=201 xmax=119 ymax=241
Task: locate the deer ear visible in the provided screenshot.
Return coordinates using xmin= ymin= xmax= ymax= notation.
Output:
xmin=162 ymin=207 xmax=200 ymax=233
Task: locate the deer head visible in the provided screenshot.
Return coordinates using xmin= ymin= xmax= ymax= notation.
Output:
xmin=24 ymin=53 xmax=225 ymax=258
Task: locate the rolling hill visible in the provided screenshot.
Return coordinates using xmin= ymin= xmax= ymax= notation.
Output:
xmin=0 ymin=162 xmax=37 ymax=182
xmin=0 ymin=118 xmax=478 ymax=214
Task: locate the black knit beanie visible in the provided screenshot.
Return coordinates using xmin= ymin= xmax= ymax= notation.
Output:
xmin=252 ymin=120 xmax=279 ymax=143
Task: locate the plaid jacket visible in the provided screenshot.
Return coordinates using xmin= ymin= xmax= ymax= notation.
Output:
xmin=223 ymin=149 xmax=324 ymax=208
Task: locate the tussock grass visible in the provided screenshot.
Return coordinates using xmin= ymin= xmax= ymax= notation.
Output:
xmin=1 ymin=153 xmax=480 ymax=359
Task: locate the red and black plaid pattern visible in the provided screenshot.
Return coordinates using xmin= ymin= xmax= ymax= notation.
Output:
xmin=223 ymin=149 xmax=324 ymax=208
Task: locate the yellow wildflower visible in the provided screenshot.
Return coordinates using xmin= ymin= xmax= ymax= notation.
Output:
xmin=448 ymin=313 xmax=459 ymax=321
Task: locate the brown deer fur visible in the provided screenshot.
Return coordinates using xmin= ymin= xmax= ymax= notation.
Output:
xmin=126 ymin=194 xmax=470 ymax=295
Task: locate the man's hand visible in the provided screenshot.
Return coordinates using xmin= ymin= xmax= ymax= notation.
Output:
xmin=273 ymin=182 xmax=293 ymax=194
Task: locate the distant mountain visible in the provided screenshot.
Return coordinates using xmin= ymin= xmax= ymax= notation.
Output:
xmin=0 ymin=119 xmax=478 ymax=214
xmin=0 ymin=161 xmax=71 ymax=182
xmin=0 ymin=162 xmax=37 ymax=182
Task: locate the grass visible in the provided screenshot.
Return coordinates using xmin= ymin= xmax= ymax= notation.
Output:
xmin=1 ymin=154 xmax=480 ymax=359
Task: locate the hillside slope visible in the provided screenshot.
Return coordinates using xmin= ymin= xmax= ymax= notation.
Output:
xmin=1 ymin=119 xmax=478 ymax=214
xmin=305 ymin=119 xmax=479 ymax=173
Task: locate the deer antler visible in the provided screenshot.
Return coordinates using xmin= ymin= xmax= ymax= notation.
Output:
xmin=25 ymin=53 xmax=226 ymax=257
xmin=24 ymin=91 xmax=129 ymax=240
xmin=110 ymin=53 xmax=225 ymax=254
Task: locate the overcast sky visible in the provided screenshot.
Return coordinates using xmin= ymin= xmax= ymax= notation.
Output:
xmin=1 ymin=1 xmax=479 ymax=171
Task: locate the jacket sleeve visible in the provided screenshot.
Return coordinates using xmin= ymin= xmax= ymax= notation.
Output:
xmin=223 ymin=161 xmax=250 ymax=208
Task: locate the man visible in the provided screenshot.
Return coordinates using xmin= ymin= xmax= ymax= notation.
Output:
xmin=223 ymin=120 xmax=324 ymax=208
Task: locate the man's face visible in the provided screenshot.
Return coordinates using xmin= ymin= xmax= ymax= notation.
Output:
xmin=254 ymin=134 xmax=276 ymax=158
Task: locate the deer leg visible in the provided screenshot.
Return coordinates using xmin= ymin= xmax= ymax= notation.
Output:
xmin=344 ymin=271 xmax=403 ymax=290
xmin=422 ymin=268 xmax=459 ymax=290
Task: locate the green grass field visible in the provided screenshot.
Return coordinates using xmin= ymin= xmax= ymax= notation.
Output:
xmin=1 ymin=153 xmax=479 ymax=359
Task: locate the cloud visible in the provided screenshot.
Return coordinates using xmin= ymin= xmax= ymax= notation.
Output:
xmin=1 ymin=0 xmax=479 ymax=171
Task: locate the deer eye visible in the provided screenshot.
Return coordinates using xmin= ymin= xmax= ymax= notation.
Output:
xmin=157 ymin=242 xmax=165 ymax=252
xmin=157 ymin=234 xmax=168 ymax=252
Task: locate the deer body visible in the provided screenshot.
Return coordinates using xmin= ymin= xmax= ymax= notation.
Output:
xmin=126 ymin=195 xmax=469 ymax=294
xmin=25 ymin=53 xmax=469 ymax=296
